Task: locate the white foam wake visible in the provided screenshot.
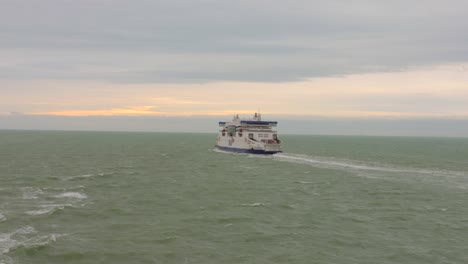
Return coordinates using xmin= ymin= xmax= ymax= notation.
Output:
xmin=212 ymin=148 xmax=245 ymax=156
xmin=272 ymin=153 xmax=467 ymax=176
xmin=272 ymin=153 xmax=403 ymax=172
xmin=265 ymin=152 xmax=468 ymax=189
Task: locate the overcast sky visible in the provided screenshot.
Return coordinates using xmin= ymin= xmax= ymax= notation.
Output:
xmin=1 ymin=0 xmax=468 ymax=135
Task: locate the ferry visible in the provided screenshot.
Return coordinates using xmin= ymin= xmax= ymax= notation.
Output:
xmin=215 ymin=113 xmax=282 ymax=154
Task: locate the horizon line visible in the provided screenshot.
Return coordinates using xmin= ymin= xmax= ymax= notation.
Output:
xmin=1 ymin=128 xmax=467 ymax=139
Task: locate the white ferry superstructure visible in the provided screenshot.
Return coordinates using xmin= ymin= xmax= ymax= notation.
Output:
xmin=215 ymin=113 xmax=282 ymax=154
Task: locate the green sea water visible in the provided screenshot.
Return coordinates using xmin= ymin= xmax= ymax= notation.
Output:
xmin=1 ymin=131 xmax=468 ymax=264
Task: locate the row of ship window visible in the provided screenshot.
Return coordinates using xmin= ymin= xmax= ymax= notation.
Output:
xmin=221 ymin=132 xmax=278 ymax=140
xmin=221 ymin=132 xmax=251 ymax=138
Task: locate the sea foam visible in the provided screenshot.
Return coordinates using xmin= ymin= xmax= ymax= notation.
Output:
xmin=0 ymin=233 xmax=17 ymax=256
xmin=25 ymin=204 xmax=72 ymax=216
xmin=66 ymin=172 xmax=115 ymax=180
xmin=0 ymin=226 xmax=36 ymax=255
xmin=20 ymin=187 xmax=44 ymax=200
xmin=53 ymin=192 xmax=88 ymax=199
xmin=0 ymin=226 xmax=62 ymax=259
xmin=239 ymin=203 xmax=265 ymax=207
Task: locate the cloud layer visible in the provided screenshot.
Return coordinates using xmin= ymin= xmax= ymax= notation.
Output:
xmin=1 ymin=0 xmax=468 ymax=82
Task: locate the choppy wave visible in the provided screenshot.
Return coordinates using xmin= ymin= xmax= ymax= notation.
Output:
xmin=66 ymin=172 xmax=115 ymax=180
xmin=0 ymin=226 xmax=63 ymax=261
xmin=13 ymin=226 xmax=36 ymax=236
xmin=238 ymin=203 xmax=265 ymax=207
xmin=53 ymin=192 xmax=87 ymax=199
xmin=294 ymin=181 xmax=313 ymax=184
xmin=0 ymin=213 xmax=6 ymax=222
xmin=19 ymin=233 xmax=63 ymax=249
xmin=119 ymin=165 xmax=135 ymax=168
xmin=25 ymin=204 xmax=73 ymax=216
xmin=0 ymin=234 xmax=18 ymax=256
xmin=20 ymin=187 xmax=44 ymax=200
xmin=16 ymin=186 xmax=89 ymax=218
xmin=43 ymin=185 xmax=85 ymax=191
xmin=0 ymin=226 xmax=36 ymax=255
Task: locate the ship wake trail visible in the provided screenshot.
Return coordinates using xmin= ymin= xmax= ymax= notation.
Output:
xmin=273 ymin=153 xmax=406 ymax=172
xmin=270 ymin=153 xmax=468 ymax=188
xmin=212 ymin=148 xmax=245 ymax=156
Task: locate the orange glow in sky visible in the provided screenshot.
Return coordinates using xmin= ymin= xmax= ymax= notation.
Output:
xmin=2 ymin=64 xmax=468 ymax=118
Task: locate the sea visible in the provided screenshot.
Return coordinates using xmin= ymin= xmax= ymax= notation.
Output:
xmin=1 ymin=130 xmax=467 ymax=264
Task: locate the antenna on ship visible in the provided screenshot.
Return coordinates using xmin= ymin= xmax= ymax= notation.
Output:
xmin=253 ymin=112 xmax=261 ymax=121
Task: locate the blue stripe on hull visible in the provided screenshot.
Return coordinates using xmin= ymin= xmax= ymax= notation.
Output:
xmin=215 ymin=146 xmax=281 ymax=155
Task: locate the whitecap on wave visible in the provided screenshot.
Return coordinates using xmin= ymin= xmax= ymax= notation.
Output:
xmin=0 ymin=233 xmax=18 ymax=256
xmin=66 ymin=172 xmax=115 ymax=180
xmin=0 ymin=213 xmax=6 ymax=222
xmin=13 ymin=226 xmax=36 ymax=235
xmin=239 ymin=203 xmax=265 ymax=207
xmin=44 ymin=185 xmax=85 ymax=191
xmin=19 ymin=187 xmax=88 ymax=217
xmin=53 ymin=192 xmax=87 ymax=199
xmin=20 ymin=187 xmax=44 ymax=200
xmin=0 ymin=226 xmax=63 ymax=260
xmin=25 ymin=204 xmax=73 ymax=216
xmin=294 ymin=181 xmax=313 ymax=184
xmin=0 ymin=226 xmax=36 ymax=255
xmin=20 ymin=234 xmax=63 ymax=249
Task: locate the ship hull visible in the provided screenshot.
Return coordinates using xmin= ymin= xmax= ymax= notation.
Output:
xmin=215 ymin=145 xmax=281 ymax=155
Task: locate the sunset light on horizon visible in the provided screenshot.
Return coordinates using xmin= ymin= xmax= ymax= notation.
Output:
xmin=3 ymin=64 xmax=468 ymax=118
